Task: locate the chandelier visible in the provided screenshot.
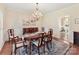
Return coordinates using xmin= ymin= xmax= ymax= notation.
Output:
xmin=31 ymin=3 xmax=43 ymax=21
xmin=23 ymin=3 xmax=43 ymax=26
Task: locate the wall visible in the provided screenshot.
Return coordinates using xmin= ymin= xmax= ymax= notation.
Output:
xmin=0 ymin=4 xmax=6 ymax=51
xmin=43 ymin=4 xmax=79 ymax=43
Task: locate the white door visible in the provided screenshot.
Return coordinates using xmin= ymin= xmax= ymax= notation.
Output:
xmin=0 ymin=11 xmax=4 ymax=50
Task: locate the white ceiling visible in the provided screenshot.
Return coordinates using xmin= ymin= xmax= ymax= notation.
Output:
xmin=4 ymin=3 xmax=75 ymax=14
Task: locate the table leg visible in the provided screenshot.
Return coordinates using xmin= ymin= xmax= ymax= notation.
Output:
xmin=29 ymin=39 xmax=32 ymax=55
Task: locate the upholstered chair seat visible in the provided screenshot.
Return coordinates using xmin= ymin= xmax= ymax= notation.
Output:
xmin=16 ymin=42 xmax=24 ymax=47
xmin=32 ymin=41 xmax=39 ymax=46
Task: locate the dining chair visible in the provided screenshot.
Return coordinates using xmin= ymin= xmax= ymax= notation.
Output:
xmin=14 ymin=36 xmax=29 ymax=54
xmin=32 ymin=33 xmax=45 ymax=55
xmin=44 ymin=29 xmax=53 ymax=51
xmin=8 ymin=29 xmax=14 ymax=43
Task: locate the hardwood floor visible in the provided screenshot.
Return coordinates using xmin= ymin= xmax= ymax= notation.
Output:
xmin=0 ymin=40 xmax=79 ymax=55
xmin=0 ymin=41 xmax=12 ymax=55
xmin=66 ymin=45 xmax=79 ymax=55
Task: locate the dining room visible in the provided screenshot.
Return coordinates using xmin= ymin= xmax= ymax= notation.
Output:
xmin=0 ymin=3 xmax=79 ymax=55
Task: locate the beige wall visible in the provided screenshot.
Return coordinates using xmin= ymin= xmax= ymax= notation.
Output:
xmin=0 ymin=4 xmax=6 ymax=51
xmin=43 ymin=4 xmax=79 ymax=43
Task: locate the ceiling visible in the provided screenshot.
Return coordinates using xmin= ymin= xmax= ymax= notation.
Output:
xmin=4 ymin=3 xmax=75 ymax=14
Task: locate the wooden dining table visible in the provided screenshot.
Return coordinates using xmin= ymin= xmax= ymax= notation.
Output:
xmin=24 ymin=32 xmax=49 ymax=55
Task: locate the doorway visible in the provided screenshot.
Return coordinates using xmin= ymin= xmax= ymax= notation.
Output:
xmin=60 ymin=16 xmax=69 ymax=40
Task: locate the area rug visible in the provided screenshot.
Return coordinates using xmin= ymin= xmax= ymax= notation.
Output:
xmin=12 ymin=39 xmax=70 ymax=55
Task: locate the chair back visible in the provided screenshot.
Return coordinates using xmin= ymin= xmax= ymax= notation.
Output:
xmin=8 ymin=29 xmax=14 ymax=41
xmin=48 ymin=29 xmax=53 ymax=35
xmin=40 ymin=32 xmax=46 ymax=45
xmin=37 ymin=33 xmax=45 ymax=46
xmin=48 ymin=29 xmax=53 ymax=41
